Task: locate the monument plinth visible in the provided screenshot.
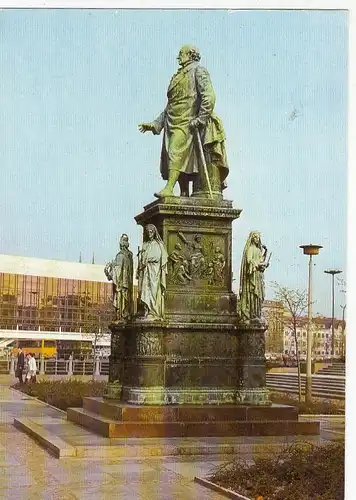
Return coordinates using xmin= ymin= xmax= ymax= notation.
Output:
xmin=105 ymin=196 xmax=246 ymax=406
xmin=135 ymin=196 xmax=241 ymax=323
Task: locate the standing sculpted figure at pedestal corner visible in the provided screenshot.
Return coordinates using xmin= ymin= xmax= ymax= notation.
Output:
xmin=139 ymin=44 xmax=229 ymax=198
xmin=239 ymin=231 xmax=271 ymax=324
xmin=104 ymin=234 xmax=133 ymax=321
xmin=137 ymin=224 xmax=168 ymax=320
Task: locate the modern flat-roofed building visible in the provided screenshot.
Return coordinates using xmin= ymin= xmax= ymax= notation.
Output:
xmin=0 ymin=254 xmax=114 ymax=356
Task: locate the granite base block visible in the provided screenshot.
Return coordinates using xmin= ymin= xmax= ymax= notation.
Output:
xmin=66 ymin=400 xmax=320 ymax=439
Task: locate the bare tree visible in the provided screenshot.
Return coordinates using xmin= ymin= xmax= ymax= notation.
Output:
xmin=272 ymin=283 xmax=308 ymax=402
xmin=82 ymin=299 xmax=112 ymax=381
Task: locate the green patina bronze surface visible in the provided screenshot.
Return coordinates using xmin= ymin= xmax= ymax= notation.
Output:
xmin=239 ymin=231 xmax=271 ymax=325
xmin=105 ymin=46 xmax=271 ymax=407
xmin=139 ymin=45 xmax=228 ymax=199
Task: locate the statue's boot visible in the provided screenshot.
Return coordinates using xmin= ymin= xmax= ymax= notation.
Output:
xmin=154 ymin=169 xmax=180 ymax=198
xmin=179 ymin=175 xmax=189 ymax=197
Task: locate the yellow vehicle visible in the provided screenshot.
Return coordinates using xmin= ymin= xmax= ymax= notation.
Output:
xmin=12 ymin=340 xmax=57 ymax=358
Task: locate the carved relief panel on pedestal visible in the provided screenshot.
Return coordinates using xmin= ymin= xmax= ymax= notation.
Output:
xmin=167 ymin=231 xmax=227 ymax=287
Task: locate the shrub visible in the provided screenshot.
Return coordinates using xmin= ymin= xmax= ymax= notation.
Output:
xmin=209 ymin=441 xmax=344 ymax=500
xmin=12 ymin=379 xmax=106 ymax=410
xmin=269 ymin=391 xmax=345 ymax=414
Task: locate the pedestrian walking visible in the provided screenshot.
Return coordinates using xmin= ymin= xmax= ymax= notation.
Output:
xmin=15 ymin=347 xmax=25 ymax=384
xmin=26 ymin=353 xmax=37 ymax=384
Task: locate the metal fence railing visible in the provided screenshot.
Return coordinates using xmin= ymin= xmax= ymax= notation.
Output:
xmin=1 ymin=357 xmax=110 ymax=377
xmin=0 ymin=359 xmax=10 ymax=374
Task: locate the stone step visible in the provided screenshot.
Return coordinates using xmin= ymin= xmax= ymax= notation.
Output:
xmin=67 ymin=407 xmax=319 ymax=439
xmin=267 ymin=382 xmax=344 ymax=394
xmin=266 ymin=373 xmax=345 ymax=399
xmin=266 ymin=375 xmax=345 ymax=388
xmin=83 ymin=397 xmax=299 ymax=423
xmin=267 ymin=375 xmax=344 ymax=384
xmin=266 ymin=379 xmax=345 ymax=390
xmin=266 ymin=380 xmax=344 ymax=390
xmin=316 ymin=364 xmax=345 ymax=376
xmin=266 ymin=376 xmax=345 ymax=386
xmin=266 ymin=383 xmax=344 ymax=399
xmin=317 ymin=370 xmax=345 ymax=376
xmin=267 ymin=373 xmax=345 ymax=380
xmin=14 ymin=414 xmax=324 ymax=459
xmin=67 ymin=407 xmax=118 ymax=437
xmin=317 ymin=367 xmax=345 ymax=371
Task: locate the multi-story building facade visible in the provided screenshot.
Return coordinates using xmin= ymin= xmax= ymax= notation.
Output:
xmin=0 ymin=254 xmax=114 ymax=356
xmin=262 ymin=299 xmax=345 ymax=359
xmin=283 ymin=316 xmax=345 ymax=358
xmin=262 ymin=300 xmax=285 ymax=355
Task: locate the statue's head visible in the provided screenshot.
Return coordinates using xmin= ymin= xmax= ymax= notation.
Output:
xmin=119 ymin=233 xmax=129 ymax=249
xmin=250 ymin=231 xmax=262 ymax=247
xmin=175 ymin=243 xmax=182 ymax=251
xmin=177 ymin=45 xmax=201 ymax=67
xmin=145 ymin=224 xmax=157 ymax=241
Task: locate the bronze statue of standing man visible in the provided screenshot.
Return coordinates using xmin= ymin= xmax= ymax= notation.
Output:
xmin=104 ymin=234 xmax=133 ymax=321
xmin=139 ymin=45 xmax=229 ymax=199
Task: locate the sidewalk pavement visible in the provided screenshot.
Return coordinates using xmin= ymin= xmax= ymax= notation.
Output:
xmin=0 ymin=376 xmax=344 ymax=500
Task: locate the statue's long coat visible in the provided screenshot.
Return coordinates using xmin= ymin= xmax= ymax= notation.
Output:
xmin=239 ymin=239 xmax=265 ymax=322
xmin=106 ymin=249 xmax=133 ymax=317
xmin=138 ymin=239 xmax=168 ymax=318
xmin=152 ymin=61 xmax=228 ymax=182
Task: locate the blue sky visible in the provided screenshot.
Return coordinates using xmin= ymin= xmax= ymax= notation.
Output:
xmin=0 ymin=9 xmax=348 ymax=316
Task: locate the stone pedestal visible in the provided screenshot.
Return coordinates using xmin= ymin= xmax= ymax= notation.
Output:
xmin=135 ymin=196 xmax=241 ymax=324
xmin=105 ymin=197 xmax=244 ymax=405
xmin=237 ymin=322 xmax=270 ymax=405
xmin=105 ymin=320 xmax=240 ymax=405
xmin=67 ymin=196 xmax=320 ymax=438
xmin=67 ymin=398 xmax=320 ymax=438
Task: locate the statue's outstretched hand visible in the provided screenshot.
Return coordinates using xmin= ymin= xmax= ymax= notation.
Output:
xmin=139 ymin=123 xmax=155 ymax=133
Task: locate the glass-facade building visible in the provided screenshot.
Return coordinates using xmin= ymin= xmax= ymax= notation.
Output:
xmin=0 ymin=261 xmax=114 ymax=333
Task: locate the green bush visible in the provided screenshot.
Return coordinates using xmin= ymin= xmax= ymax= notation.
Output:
xmin=12 ymin=379 xmax=106 ymax=410
xmin=269 ymin=391 xmax=345 ymax=414
xmin=209 ymin=441 xmax=344 ymax=500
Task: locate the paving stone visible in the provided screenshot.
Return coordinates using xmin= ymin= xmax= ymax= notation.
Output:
xmin=0 ymin=485 xmax=77 ymax=500
xmin=0 ymin=469 xmax=38 ymax=488
xmin=105 ymin=468 xmax=190 ymax=486
xmin=70 ymin=484 xmax=143 ymax=500
xmin=160 ymin=460 xmax=225 ymax=478
xmin=0 ymin=381 xmax=344 ymax=500
xmin=138 ymin=481 xmax=206 ymax=500
xmin=44 ymin=468 xmax=116 ymax=486
xmin=99 ymin=462 xmax=158 ymax=474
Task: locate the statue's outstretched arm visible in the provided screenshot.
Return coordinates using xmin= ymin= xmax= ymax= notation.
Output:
xmin=152 ymin=110 xmax=166 ymax=135
xmin=138 ymin=109 xmax=165 ymax=134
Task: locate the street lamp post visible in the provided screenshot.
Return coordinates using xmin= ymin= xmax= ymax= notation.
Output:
xmin=324 ymin=269 xmax=342 ymax=357
xmin=340 ymin=304 xmax=346 ymax=358
xmin=300 ymin=244 xmax=323 ymax=403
